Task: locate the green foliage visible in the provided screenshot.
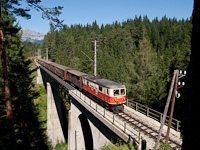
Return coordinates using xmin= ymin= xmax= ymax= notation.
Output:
xmin=41 ymin=15 xmax=191 ymax=115
xmin=0 ymin=10 xmax=49 ymax=150
xmin=0 ymin=0 xmax=63 ymax=149
xmin=55 ymin=141 xmax=68 ymax=150
xmin=34 ymin=84 xmax=47 ymax=131
xmin=158 ymin=143 xmax=173 ymax=150
xmin=130 ymin=38 xmax=167 ymax=107
xmin=23 ymin=42 xmax=41 ymax=58
xmin=2 ymin=0 xmax=63 ymax=28
xmin=100 ymin=142 xmax=135 ymax=150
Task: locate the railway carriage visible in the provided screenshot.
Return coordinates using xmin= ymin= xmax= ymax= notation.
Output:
xmin=49 ymin=62 xmax=56 ymax=72
xmin=54 ymin=64 xmax=71 ymax=80
xmin=66 ymin=69 xmax=87 ymax=90
xmin=43 ymin=60 xmax=52 ymax=69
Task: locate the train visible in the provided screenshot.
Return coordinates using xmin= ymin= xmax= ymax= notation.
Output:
xmin=37 ymin=59 xmax=126 ymax=112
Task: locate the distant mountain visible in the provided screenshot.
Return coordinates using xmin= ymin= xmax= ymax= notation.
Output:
xmin=20 ymin=28 xmax=46 ymax=44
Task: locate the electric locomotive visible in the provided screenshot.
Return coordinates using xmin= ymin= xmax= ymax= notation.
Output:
xmin=82 ymin=75 xmax=126 ymax=111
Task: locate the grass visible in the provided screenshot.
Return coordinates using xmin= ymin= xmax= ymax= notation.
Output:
xmin=100 ymin=142 xmax=136 ymax=150
xmin=158 ymin=143 xmax=173 ymax=150
xmin=55 ymin=141 xmax=68 ymax=150
xmin=33 ymin=83 xmax=47 ymax=133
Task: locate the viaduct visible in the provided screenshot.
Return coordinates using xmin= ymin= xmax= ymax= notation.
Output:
xmin=36 ymin=60 xmax=182 ymax=150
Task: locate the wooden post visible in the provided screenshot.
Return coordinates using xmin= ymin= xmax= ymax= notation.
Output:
xmin=166 ymin=70 xmax=179 ymax=142
xmin=154 ymin=70 xmax=178 ymax=150
xmin=147 ymin=108 xmax=149 ymax=117
xmin=136 ymin=103 xmax=138 ymax=111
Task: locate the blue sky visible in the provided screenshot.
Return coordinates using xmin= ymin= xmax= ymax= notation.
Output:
xmin=16 ymin=0 xmax=193 ymax=34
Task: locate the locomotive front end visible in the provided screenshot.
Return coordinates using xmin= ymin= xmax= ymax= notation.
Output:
xmin=108 ymin=88 xmax=126 ymax=105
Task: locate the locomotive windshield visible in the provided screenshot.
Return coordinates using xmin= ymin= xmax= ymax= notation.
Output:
xmin=121 ymin=89 xmax=125 ymax=95
xmin=113 ymin=88 xmax=126 ymax=96
xmin=114 ymin=89 xmax=119 ymax=96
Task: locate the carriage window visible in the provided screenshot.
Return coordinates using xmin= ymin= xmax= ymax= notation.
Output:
xmin=94 ymin=84 xmax=98 ymax=90
xmin=114 ymin=89 xmax=119 ymax=96
xmin=121 ymin=89 xmax=125 ymax=95
xmin=83 ymin=79 xmax=86 ymax=84
xmin=90 ymin=82 xmax=94 ymax=88
xmin=99 ymin=86 xmax=102 ymax=92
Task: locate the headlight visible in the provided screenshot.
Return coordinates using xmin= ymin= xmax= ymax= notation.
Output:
xmin=123 ymin=97 xmax=125 ymax=100
xmin=114 ymin=98 xmax=117 ymax=102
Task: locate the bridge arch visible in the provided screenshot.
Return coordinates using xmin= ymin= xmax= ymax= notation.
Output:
xmin=78 ymin=113 xmax=93 ymax=150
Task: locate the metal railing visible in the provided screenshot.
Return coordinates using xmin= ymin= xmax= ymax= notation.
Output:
xmin=127 ymin=99 xmax=181 ymax=132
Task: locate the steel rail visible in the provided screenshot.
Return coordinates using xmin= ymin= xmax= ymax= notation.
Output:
xmin=116 ymin=111 xmax=182 ymax=149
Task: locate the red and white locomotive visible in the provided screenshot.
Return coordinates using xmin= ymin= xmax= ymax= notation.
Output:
xmin=37 ymin=59 xmax=126 ymax=111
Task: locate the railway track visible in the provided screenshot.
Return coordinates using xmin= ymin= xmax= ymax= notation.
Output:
xmin=116 ymin=110 xmax=182 ymax=149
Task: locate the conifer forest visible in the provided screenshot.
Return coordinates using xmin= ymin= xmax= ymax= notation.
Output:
xmin=41 ymin=16 xmax=192 ymax=117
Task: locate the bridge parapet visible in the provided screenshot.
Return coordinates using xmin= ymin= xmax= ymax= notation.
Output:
xmin=35 ymin=61 xmax=43 ymax=84
xmin=127 ymin=99 xmax=181 ymax=133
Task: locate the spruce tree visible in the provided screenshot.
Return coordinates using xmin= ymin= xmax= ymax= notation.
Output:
xmin=0 ymin=11 xmax=49 ymax=149
xmin=0 ymin=0 xmax=63 ymax=148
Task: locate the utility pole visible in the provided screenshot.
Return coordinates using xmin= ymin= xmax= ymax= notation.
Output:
xmin=94 ymin=40 xmax=97 ymax=77
xmin=46 ymin=48 xmax=48 ymax=60
xmin=165 ymin=71 xmax=179 ymax=142
xmin=37 ymin=48 xmax=39 ymax=59
xmin=38 ymin=48 xmax=41 ymax=59
xmin=166 ymin=70 xmax=186 ymax=142
xmin=154 ymin=70 xmax=179 ymax=150
xmin=154 ymin=69 xmax=186 ymax=149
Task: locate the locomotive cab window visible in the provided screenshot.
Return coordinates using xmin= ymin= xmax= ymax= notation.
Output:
xmin=114 ymin=89 xmax=119 ymax=96
xmin=121 ymin=89 xmax=125 ymax=95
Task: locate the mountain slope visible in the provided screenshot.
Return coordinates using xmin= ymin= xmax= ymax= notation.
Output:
xmin=20 ymin=28 xmax=46 ymax=44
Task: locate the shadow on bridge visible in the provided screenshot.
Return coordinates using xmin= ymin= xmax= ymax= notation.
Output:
xmin=72 ymin=97 xmax=120 ymax=147
xmin=40 ymin=68 xmax=69 ymax=142
xmin=79 ymin=113 xmax=93 ymax=149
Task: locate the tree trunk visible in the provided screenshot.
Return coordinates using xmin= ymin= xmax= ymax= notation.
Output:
xmin=0 ymin=3 xmax=17 ymax=149
xmin=182 ymin=0 xmax=200 ymax=149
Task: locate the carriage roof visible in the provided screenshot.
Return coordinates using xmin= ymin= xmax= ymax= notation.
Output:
xmin=83 ymin=75 xmax=125 ymax=89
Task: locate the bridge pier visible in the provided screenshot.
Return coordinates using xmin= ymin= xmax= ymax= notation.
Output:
xmin=46 ymin=82 xmax=65 ymax=147
xmin=68 ymin=96 xmax=121 ymax=150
